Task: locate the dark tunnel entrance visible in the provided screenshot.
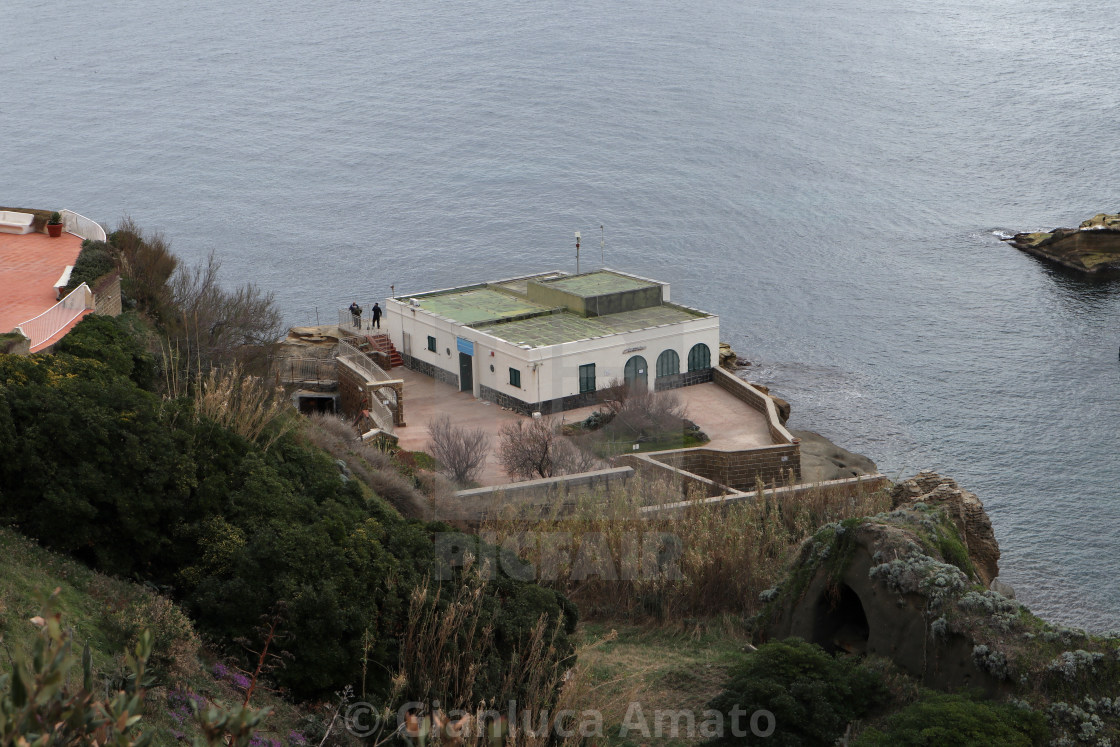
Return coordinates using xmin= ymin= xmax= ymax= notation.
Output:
xmin=812 ymin=583 xmax=870 ymax=655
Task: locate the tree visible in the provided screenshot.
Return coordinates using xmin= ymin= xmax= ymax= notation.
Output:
xmin=166 ymin=250 xmax=283 ymax=377
xmin=497 ymin=416 xmax=595 ymax=480
xmin=426 ymin=414 xmax=490 ymax=486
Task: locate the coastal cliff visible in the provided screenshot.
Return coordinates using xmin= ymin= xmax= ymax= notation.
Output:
xmin=1008 ymin=212 xmax=1120 ymax=273
xmin=755 ymin=471 xmax=1120 ymax=742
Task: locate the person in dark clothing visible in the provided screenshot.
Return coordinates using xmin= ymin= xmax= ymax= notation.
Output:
xmin=349 ymin=302 xmax=362 ymax=328
xmin=371 ymin=302 xmax=382 ymax=329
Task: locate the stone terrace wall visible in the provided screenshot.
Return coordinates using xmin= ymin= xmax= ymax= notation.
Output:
xmin=614 ymin=452 xmax=728 ymax=499
xmin=337 ymin=358 xmax=370 ymax=417
xmin=92 ymin=273 xmax=122 ymax=317
xmin=648 ymin=444 xmax=801 ymax=490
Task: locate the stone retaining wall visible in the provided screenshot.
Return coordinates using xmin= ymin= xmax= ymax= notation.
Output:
xmin=653 ymin=367 xmax=713 ymax=391
xmin=402 ymin=353 xmax=459 ymax=388
xmin=92 ymin=273 xmax=122 ymax=317
xmin=647 ymin=443 xmax=801 ymax=489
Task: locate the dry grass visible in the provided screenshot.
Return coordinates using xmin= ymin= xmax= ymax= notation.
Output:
xmin=480 ymin=477 xmax=893 ymax=622
xmin=193 ymin=364 xmax=294 ymax=450
xmin=301 ymin=413 xmax=432 ymax=515
xmin=384 ymin=561 xmax=581 ymax=747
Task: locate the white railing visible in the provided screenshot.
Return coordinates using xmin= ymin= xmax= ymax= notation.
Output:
xmin=367 ymin=394 xmax=395 ymax=433
xmin=15 ymin=283 xmax=94 ymax=352
xmin=60 ymin=210 xmax=106 ymax=242
xmin=337 ymin=338 xmax=391 ymax=382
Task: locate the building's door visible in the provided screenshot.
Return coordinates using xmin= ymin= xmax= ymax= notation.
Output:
xmin=459 ymin=352 xmax=473 ymax=392
xmin=624 ymin=355 xmax=648 ymax=392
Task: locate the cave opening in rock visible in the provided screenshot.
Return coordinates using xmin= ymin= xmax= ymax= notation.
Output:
xmin=812 ymin=583 xmax=869 ymax=655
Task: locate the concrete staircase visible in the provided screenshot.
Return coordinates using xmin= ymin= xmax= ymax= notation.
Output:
xmin=363 ymin=333 xmax=403 ymax=368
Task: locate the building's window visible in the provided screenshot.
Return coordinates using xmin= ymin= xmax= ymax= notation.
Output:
xmin=578 ymin=363 xmax=596 ymax=393
xmin=509 ymin=367 xmax=521 ymax=388
xmin=656 ymin=349 xmax=680 ymax=378
xmin=427 ymin=335 xmax=437 ymax=352
xmin=687 ymin=343 xmax=711 ymax=371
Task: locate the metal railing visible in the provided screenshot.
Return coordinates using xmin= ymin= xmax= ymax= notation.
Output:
xmin=273 ymin=357 xmax=337 ymax=384
xmin=15 ymin=283 xmax=94 ymax=352
xmin=367 ymin=394 xmax=395 ymax=433
xmin=60 ymin=209 xmax=106 ymax=242
xmin=337 ymin=338 xmax=391 ymax=382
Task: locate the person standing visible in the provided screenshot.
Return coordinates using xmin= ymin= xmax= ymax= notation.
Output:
xmin=371 ymin=302 xmax=382 ymax=329
xmin=349 ymin=301 xmax=362 ymax=329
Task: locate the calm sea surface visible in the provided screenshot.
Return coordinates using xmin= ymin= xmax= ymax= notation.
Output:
xmin=4 ymin=0 xmax=1119 ymax=629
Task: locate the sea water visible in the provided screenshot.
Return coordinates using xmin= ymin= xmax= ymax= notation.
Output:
xmin=4 ymin=0 xmax=1119 ymax=628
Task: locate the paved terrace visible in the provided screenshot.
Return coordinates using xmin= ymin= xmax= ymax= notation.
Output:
xmin=0 ymin=232 xmax=88 ymax=345
xmin=393 ymin=366 xmax=771 ymax=486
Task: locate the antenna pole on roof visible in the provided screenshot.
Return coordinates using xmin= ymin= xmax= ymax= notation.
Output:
xmin=600 ymin=225 xmax=605 ymax=267
xmin=575 ymin=231 xmax=581 ymax=274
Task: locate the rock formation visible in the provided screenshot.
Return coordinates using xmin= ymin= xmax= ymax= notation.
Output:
xmin=889 ymin=470 xmax=1000 ymax=586
xmin=793 ymin=429 xmax=878 ymax=483
xmin=1008 ymin=212 xmax=1120 ymax=273
xmin=758 ymin=472 xmax=1010 ymax=694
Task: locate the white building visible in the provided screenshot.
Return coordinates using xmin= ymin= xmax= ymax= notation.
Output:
xmin=384 ymin=269 xmax=719 ymax=414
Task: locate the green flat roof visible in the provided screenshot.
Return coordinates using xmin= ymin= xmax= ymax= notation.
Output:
xmin=416 ymin=288 xmax=551 ymax=325
xmin=476 ymin=304 xmax=707 ymax=347
xmin=541 ymin=271 xmax=657 ymax=296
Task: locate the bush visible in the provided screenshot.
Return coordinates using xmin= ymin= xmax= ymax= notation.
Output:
xmin=853 ymin=692 xmax=1048 ymax=746
xmin=109 ymin=217 xmax=178 ymax=321
xmin=498 ymin=416 xmax=596 ymax=480
xmin=706 ymin=638 xmax=888 ymax=746
xmin=426 ymin=414 xmax=490 ymax=485
xmin=66 ymin=239 xmax=117 ymax=291
xmin=0 ymin=352 xmax=575 ymax=700
xmin=0 ymin=597 xmax=269 ymax=746
xmin=54 ymin=313 xmax=157 ymax=389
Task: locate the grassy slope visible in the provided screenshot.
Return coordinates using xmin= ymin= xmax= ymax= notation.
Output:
xmin=0 ymin=527 xmax=318 ymax=746
xmin=573 ymin=622 xmax=748 ymax=746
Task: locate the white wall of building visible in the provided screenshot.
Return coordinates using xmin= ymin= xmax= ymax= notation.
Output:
xmin=384 ymin=298 xmax=720 ymax=406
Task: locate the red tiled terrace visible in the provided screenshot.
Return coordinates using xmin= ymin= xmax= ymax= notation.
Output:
xmin=0 ymin=230 xmax=89 ymax=351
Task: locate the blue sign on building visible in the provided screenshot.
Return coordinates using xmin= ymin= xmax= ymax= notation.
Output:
xmin=456 ymin=337 xmax=474 ymax=356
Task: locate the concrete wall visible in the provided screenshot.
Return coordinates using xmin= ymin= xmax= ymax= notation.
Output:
xmin=452 ymin=467 xmax=635 ymax=521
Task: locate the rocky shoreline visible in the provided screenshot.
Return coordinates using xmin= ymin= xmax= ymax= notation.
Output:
xmin=1006 ymin=212 xmax=1120 ymax=273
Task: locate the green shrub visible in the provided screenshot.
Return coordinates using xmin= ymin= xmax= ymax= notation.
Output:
xmin=706 ymin=638 xmax=888 ymax=746
xmin=853 ymin=692 xmax=1049 ymax=746
xmin=0 ymin=352 xmax=575 ymax=700
xmin=67 ymin=239 xmax=117 ymax=291
xmin=0 ymin=597 xmax=268 ymax=746
xmin=54 ymin=313 xmax=157 ymax=389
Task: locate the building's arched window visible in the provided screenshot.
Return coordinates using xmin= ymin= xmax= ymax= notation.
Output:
xmin=623 ymin=355 xmax=648 ymax=391
xmin=656 ymin=349 xmax=680 ymax=378
xmin=687 ymin=343 xmax=711 ymax=372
